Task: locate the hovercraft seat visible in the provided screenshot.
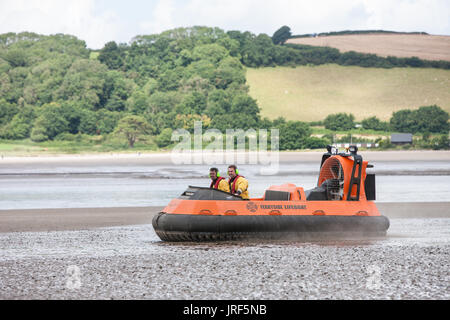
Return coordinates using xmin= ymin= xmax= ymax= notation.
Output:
xmin=179 ymin=186 xmax=244 ymax=201
xmin=305 ymin=179 xmax=342 ymax=201
xmin=264 ymin=190 xmax=291 ymax=201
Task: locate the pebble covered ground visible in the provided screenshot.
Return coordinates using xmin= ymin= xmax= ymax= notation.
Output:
xmin=0 ymin=218 xmax=449 ymax=300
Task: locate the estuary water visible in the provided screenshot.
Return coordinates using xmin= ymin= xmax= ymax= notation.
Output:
xmin=0 ymin=160 xmax=449 ymax=209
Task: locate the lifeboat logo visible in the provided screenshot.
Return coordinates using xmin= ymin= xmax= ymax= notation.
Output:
xmin=246 ymin=202 xmax=258 ymax=212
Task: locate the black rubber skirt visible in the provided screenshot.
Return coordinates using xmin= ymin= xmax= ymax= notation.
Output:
xmin=152 ymin=212 xmax=390 ymax=242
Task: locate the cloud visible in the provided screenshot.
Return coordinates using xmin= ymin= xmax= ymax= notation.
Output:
xmin=362 ymin=0 xmax=450 ymax=34
xmin=139 ymin=0 xmax=177 ymax=35
xmin=137 ymin=0 xmax=450 ymax=36
xmin=0 ymin=0 xmax=448 ymax=49
xmin=136 ymin=0 xmax=363 ymax=35
xmin=0 ymin=0 xmax=122 ymax=49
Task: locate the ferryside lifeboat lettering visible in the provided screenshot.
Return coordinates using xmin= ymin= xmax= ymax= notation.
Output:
xmin=259 ymin=204 xmax=306 ymax=210
xmin=283 ymin=204 xmax=306 ymax=210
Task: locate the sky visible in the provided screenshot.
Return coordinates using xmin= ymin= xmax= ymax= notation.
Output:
xmin=0 ymin=0 xmax=449 ymax=49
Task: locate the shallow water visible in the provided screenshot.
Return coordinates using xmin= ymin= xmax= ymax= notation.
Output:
xmin=0 ymin=218 xmax=448 ymax=299
xmin=1 ymin=161 xmax=449 ymax=209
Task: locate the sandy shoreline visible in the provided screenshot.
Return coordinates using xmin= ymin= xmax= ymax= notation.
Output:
xmin=0 ymin=206 xmax=162 ymax=233
xmin=0 ymin=202 xmax=448 ymax=233
xmin=1 ymin=150 xmax=450 ymax=166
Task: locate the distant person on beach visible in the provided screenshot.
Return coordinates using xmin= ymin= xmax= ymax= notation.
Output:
xmin=209 ymin=167 xmax=230 ymax=193
xmin=227 ymin=165 xmax=249 ymax=199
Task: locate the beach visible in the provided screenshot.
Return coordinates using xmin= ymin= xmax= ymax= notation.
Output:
xmin=0 ymin=202 xmax=449 ymax=233
xmin=0 ymin=206 xmax=162 ymax=233
xmin=0 ymin=211 xmax=448 ymax=299
xmin=0 ymin=203 xmax=449 ymax=300
xmin=1 ymin=150 xmax=450 ymax=166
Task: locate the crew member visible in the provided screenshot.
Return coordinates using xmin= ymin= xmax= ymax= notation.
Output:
xmin=227 ymin=165 xmax=249 ymax=199
xmin=209 ymin=167 xmax=230 ymax=193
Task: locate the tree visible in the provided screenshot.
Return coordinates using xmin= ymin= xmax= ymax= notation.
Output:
xmin=59 ymin=101 xmax=83 ymax=134
xmin=1 ymin=115 xmax=31 ymax=139
xmin=185 ymin=60 xmax=216 ymax=84
xmin=390 ymin=109 xmax=414 ymax=133
xmin=205 ymin=89 xmax=232 ymax=117
xmin=31 ymin=104 xmax=69 ymax=140
xmin=272 ymin=26 xmax=292 ymax=45
xmin=230 ymin=94 xmax=260 ymax=119
xmin=2 ymin=49 xmax=29 ymax=67
xmin=430 ymin=134 xmax=450 ymax=150
xmin=0 ymin=105 xmax=35 ymax=139
xmin=147 ymin=91 xmax=182 ymax=114
xmin=114 ymin=115 xmax=153 ymax=148
xmin=156 ymin=128 xmax=173 ymax=147
xmin=279 ymin=121 xmax=311 ymax=150
xmin=56 ymin=59 xmax=108 ymax=110
xmin=126 ymin=89 xmax=150 ymax=114
xmin=304 ymin=136 xmax=330 ymax=149
xmin=0 ymin=99 xmax=19 ymax=126
xmin=192 ymin=44 xmax=228 ymax=65
xmin=102 ymin=70 xmax=134 ymax=111
xmin=324 ymin=113 xmax=355 ymax=131
xmin=361 ymin=116 xmax=389 ymax=131
xmin=413 ymin=105 xmax=449 ymax=133
xmin=214 ymin=57 xmax=246 ymax=89
xmin=96 ymin=110 xmax=122 ymax=134
xmin=146 ymin=111 xmax=176 ymax=134
xmin=176 ymin=92 xmax=207 ymax=115
xmin=209 ymin=114 xmax=235 ymax=132
xmin=78 ymin=109 xmax=98 ymax=135
xmin=30 ymin=124 xmax=48 ymax=142
xmin=98 ymin=41 xmax=124 ymax=69
xmin=390 ymin=106 xmax=448 ymax=133
xmin=157 ymin=67 xmax=183 ymax=91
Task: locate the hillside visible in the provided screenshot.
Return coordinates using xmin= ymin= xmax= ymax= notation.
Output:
xmin=0 ymin=29 xmax=448 ymax=152
xmin=287 ymin=34 xmax=450 ymax=62
xmin=246 ymin=65 xmax=450 ymax=122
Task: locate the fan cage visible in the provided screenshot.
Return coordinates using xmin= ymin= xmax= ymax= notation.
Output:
xmin=319 ymin=157 xmax=345 ymax=200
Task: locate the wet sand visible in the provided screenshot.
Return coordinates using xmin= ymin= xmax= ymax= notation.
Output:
xmin=0 ymin=217 xmax=448 ymax=299
xmin=0 ymin=202 xmax=449 ymax=233
xmin=1 ymin=150 xmax=450 ymax=167
xmin=0 ymin=206 xmax=162 ymax=233
xmin=1 ymin=201 xmax=449 ymax=300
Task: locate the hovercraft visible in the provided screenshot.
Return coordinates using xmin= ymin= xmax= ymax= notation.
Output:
xmin=152 ymin=146 xmax=390 ymax=241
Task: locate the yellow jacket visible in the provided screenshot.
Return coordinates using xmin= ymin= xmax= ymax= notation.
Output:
xmin=211 ymin=177 xmax=230 ymax=193
xmin=229 ymin=176 xmax=249 ymax=199
xmin=217 ymin=179 xmax=230 ymax=193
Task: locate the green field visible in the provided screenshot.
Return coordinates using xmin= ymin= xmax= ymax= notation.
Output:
xmin=246 ymin=65 xmax=450 ymax=122
xmin=0 ymin=138 xmax=159 ymax=156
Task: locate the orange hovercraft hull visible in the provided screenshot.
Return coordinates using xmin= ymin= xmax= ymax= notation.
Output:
xmin=152 ymin=147 xmax=390 ymax=241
